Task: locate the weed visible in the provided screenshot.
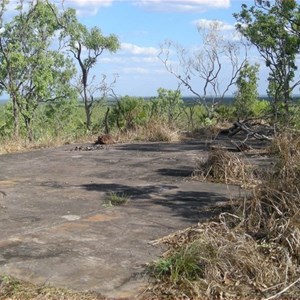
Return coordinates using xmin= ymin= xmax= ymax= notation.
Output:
xmin=150 ymin=241 xmax=208 ymax=284
xmin=103 ymin=192 xmax=130 ymax=207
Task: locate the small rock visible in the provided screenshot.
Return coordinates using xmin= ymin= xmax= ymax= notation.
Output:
xmin=95 ymin=134 xmax=114 ymax=145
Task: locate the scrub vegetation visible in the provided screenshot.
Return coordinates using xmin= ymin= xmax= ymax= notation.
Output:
xmin=1 ymin=0 xmax=300 ymax=299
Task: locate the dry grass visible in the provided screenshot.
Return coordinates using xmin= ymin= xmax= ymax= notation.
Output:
xmin=193 ymin=149 xmax=257 ymax=187
xmin=0 ymin=136 xmax=73 ymax=154
xmin=142 ymin=121 xmax=180 ymax=142
xmin=0 ymin=276 xmax=105 ymax=300
xmin=0 ymin=133 xmax=108 ymax=154
xmin=268 ymin=133 xmax=300 ymax=184
xmin=113 ymin=121 xmax=180 ymax=143
xmin=148 ymin=219 xmax=300 ymax=300
xmin=0 ymin=120 xmax=180 ymax=155
xmin=0 ymin=138 xmax=58 ymax=154
xmin=148 ymin=134 xmax=300 ymax=300
xmin=243 ymin=134 xmax=300 ymax=258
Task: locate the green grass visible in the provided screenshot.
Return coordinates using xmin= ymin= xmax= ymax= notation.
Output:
xmin=149 ymin=242 xmax=206 ymax=284
xmin=103 ymin=192 xmax=130 ymax=207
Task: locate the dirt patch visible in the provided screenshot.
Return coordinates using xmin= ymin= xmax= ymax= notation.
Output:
xmin=0 ymin=140 xmax=243 ymax=298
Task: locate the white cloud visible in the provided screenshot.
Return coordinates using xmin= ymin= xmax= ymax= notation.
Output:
xmin=121 ymin=43 xmax=159 ymax=56
xmin=121 ymin=67 xmax=167 ymax=75
xmin=123 ymin=67 xmax=150 ymax=74
xmin=133 ymin=0 xmax=230 ymax=12
xmin=1 ymin=0 xmax=113 ymax=17
xmin=64 ymin=0 xmax=113 ymax=16
xmin=2 ymin=0 xmax=231 ymax=19
xmin=194 ymin=19 xmax=234 ymax=31
xmin=65 ymin=0 xmax=230 ymax=14
xmin=101 ymin=56 xmax=159 ymax=65
xmin=69 ymin=0 xmax=113 ymax=7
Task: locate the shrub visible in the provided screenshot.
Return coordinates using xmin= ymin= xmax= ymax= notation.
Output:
xmin=104 ymin=192 xmax=129 ymax=207
xmin=108 ymin=96 xmax=148 ymax=131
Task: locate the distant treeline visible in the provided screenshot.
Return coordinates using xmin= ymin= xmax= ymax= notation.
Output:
xmin=106 ymin=96 xmax=273 ymax=106
xmin=1 ymin=96 xmax=300 ymax=106
xmin=102 ymin=96 xmax=300 ymax=106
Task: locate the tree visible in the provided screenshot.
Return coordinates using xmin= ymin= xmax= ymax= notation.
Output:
xmin=234 ymin=0 xmax=300 ymax=122
xmin=156 ymin=87 xmax=184 ymax=127
xmin=109 ymin=96 xmax=147 ymax=131
xmin=0 ymin=0 xmax=76 ymax=140
xmin=61 ymin=9 xmax=120 ymax=130
xmin=159 ymin=21 xmax=247 ymax=118
xmin=233 ymin=61 xmax=259 ymax=119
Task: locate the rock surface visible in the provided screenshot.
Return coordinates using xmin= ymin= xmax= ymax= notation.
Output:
xmin=0 ymin=140 xmax=241 ymax=298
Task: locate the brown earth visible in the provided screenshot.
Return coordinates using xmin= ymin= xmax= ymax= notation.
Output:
xmin=0 ymin=139 xmax=251 ymax=299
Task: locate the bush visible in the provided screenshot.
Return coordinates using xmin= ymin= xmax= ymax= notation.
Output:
xmin=108 ymin=96 xmax=148 ymax=131
xmin=148 ymin=135 xmax=300 ymax=300
xmin=251 ymin=99 xmax=270 ymax=117
xmin=215 ymin=104 xmax=236 ymax=122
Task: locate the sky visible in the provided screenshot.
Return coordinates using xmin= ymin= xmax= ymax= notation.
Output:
xmin=1 ymin=0 xmax=272 ymax=99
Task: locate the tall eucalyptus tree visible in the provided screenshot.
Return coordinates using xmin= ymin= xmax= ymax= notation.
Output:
xmin=234 ymin=0 xmax=300 ymax=121
xmin=61 ymin=9 xmax=120 ymax=130
xmin=0 ymin=0 xmax=76 ymax=140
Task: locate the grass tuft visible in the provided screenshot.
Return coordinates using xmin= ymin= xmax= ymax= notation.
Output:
xmin=193 ymin=149 xmax=256 ymax=187
xmin=113 ymin=120 xmax=180 ymax=143
xmin=148 ymin=219 xmax=300 ymax=300
xmin=104 ymin=192 xmax=130 ymax=207
xmin=0 ymin=275 xmax=105 ymax=300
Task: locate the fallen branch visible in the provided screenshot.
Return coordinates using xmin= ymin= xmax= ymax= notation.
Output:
xmin=229 ymin=121 xmax=273 ymax=141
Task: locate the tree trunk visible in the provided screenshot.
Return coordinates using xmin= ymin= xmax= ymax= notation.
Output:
xmin=81 ymin=67 xmax=91 ymax=130
xmin=12 ymin=95 xmax=19 ymax=139
xmin=283 ymin=81 xmax=290 ymax=120
xmin=104 ymin=106 xmax=110 ymax=134
xmin=84 ymin=95 xmax=91 ymax=130
xmin=24 ymin=116 xmax=33 ymax=142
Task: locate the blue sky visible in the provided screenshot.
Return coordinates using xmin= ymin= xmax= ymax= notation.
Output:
xmin=2 ymin=0 xmax=271 ymax=99
xmin=70 ymin=0 xmax=252 ymax=97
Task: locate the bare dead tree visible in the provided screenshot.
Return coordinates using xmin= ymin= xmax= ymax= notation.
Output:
xmin=158 ymin=21 xmax=248 ymax=118
xmin=74 ymin=73 xmax=118 ymax=130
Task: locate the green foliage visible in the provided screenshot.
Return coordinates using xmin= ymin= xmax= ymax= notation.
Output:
xmin=215 ymin=104 xmax=236 ymax=122
xmin=251 ymin=99 xmax=270 ymax=116
xmin=0 ymin=0 xmax=120 ymax=141
xmin=33 ymin=98 xmax=82 ymax=140
xmin=234 ymin=0 xmax=300 ymax=120
xmin=61 ymin=8 xmax=120 ymax=130
xmin=155 ymin=88 xmax=184 ymax=127
xmin=0 ymin=0 xmax=76 ymax=140
xmin=0 ymin=102 xmax=15 ymax=137
xmin=0 ymin=101 xmax=29 ymax=138
xmin=109 ymin=96 xmax=148 ymax=131
xmin=107 ymin=90 xmax=198 ymax=133
xmin=285 ymin=103 xmax=300 ymax=129
xmin=104 ymin=192 xmax=129 ymax=207
xmin=149 ymin=241 xmax=216 ymax=284
xmin=233 ymin=62 xmax=259 ymax=119
xmin=186 ymin=104 xmax=210 ymax=127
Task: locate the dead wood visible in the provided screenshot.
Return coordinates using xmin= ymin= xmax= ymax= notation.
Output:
xmin=219 ymin=119 xmax=274 ymax=151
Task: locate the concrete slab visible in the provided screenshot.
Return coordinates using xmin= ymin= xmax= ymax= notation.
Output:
xmin=0 ymin=141 xmax=241 ymax=298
